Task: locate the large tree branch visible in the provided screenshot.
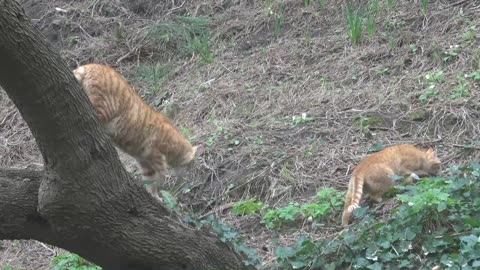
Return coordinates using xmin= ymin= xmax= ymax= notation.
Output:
xmin=0 ymin=168 xmax=56 ymax=242
xmin=0 ymin=1 xmax=254 ymax=269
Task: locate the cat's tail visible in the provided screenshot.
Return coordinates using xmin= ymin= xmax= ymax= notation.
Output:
xmin=341 ymin=174 xmax=364 ymax=227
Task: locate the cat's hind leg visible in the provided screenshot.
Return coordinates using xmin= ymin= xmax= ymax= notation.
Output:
xmin=137 ymin=159 xmax=163 ymax=200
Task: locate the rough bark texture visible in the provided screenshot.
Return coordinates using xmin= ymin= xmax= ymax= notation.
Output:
xmin=0 ymin=1 xmax=254 ymax=269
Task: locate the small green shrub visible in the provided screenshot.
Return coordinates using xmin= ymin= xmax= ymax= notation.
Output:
xmin=386 ymin=0 xmax=394 ymax=9
xmin=205 ymin=124 xmax=235 ymax=148
xmin=353 ymin=115 xmax=374 ymax=138
xmin=462 ymin=21 xmax=477 ymax=44
xmin=291 ymin=113 xmax=314 ymax=127
xmin=409 ymin=43 xmax=418 ymax=53
xmin=345 ymin=3 xmax=363 ymax=43
xmin=184 ymin=215 xmax=263 ymax=269
xmin=466 ymin=70 xmax=480 ymax=81
xmin=134 ymin=63 xmax=170 ymax=95
xmin=148 ymin=16 xmax=212 ymax=63
xmin=51 ymin=253 xmax=101 ymax=270
xmin=443 ymin=45 xmax=460 ymax=63
xmin=420 ymin=0 xmax=428 ymax=16
xmin=263 ymin=188 xmax=344 ymax=229
xmin=162 ymin=194 xmax=264 ymax=269
xmin=264 ymin=0 xmax=285 ymax=39
xmin=419 ymin=70 xmax=443 ymax=100
xmin=264 ymin=202 xmax=302 ymax=229
xmin=451 ymin=74 xmax=470 ymax=99
xmin=366 ymin=14 xmax=376 ymax=37
xmin=232 ymin=199 xmax=265 ymax=215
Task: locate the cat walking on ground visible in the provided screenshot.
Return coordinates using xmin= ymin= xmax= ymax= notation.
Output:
xmin=73 ymin=63 xmax=203 ymax=197
xmin=341 ymin=144 xmax=441 ymax=227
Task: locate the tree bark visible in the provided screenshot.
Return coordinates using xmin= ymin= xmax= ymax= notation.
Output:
xmin=0 ymin=1 xmax=254 ymax=269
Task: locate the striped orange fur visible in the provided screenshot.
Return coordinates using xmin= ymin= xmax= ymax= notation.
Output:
xmin=73 ymin=63 xmax=203 ymax=196
xmin=341 ymin=144 xmax=441 ymax=227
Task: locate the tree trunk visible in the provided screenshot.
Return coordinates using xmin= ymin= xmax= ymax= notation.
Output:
xmin=0 ymin=1 xmax=255 ymax=269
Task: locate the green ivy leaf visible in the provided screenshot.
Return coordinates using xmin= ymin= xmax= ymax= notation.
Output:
xmin=275 ymin=246 xmax=296 ymax=258
xmin=437 ymin=202 xmax=447 ymax=212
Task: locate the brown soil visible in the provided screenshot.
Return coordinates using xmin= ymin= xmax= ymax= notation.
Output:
xmin=2 ymin=0 xmax=480 ymax=268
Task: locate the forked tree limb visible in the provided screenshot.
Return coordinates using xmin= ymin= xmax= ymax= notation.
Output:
xmin=0 ymin=1 xmax=254 ymax=269
xmin=0 ymin=168 xmax=56 ymax=242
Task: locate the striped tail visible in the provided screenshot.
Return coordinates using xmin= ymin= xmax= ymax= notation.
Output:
xmin=341 ymin=174 xmax=364 ymax=226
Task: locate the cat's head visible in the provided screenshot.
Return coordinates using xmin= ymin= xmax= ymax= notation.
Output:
xmin=424 ymin=148 xmax=441 ymax=175
xmin=175 ymin=144 xmax=205 ymax=176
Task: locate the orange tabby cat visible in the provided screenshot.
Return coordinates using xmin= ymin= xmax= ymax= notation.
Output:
xmin=73 ymin=63 xmax=203 ymax=196
xmin=341 ymin=144 xmax=441 ymax=227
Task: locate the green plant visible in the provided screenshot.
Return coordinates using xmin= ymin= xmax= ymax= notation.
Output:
xmin=388 ymin=36 xmax=396 ymax=48
xmin=368 ymin=142 xmax=384 ymax=152
xmin=369 ymin=0 xmax=379 ymax=14
xmin=319 ymin=76 xmax=329 ymax=89
xmin=263 ymin=188 xmax=344 ymax=229
xmin=304 ymin=140 xmax=322 ymax=157
xmin=461 ymin=140 xmax=480 ymax=152
xmin=443 ymin=45 xmax=460 ymax=63
xmin=180 ymin=126 xmax=194 ymax=141
xmin=409 ymin=43 xmax=418 ymax=53
xmin=377 ymin=67 xmax=389 ymax=76
xmin=151 ymin=191 xmax=264 ymax=269
xmin=366 ymin=14 xmax=376 ymax=37
xmin=353 ymin=115 xmax=374 ymax=138
xmin=232 ymin=199 xmax=264 ymax=215
xmin=474 ymin=48 xmax=480 ymax=69
xmin=419 ymin=70 xmax=443 ymax=100
xmin=2 ymin=265 xmax=16 ymax=270
xmin=148 ymin=16 xmax=212 ymax=63
xmin=451 ymin=74 xmax=470 ymax=99
xmin=466 ymin=70 xmax=480 ymax=81
xmin=420 ymin=0 xmax=428 ymax=16
xmin=345 ymin=3 xmax=363 ymax=43
xmin=254 ymin=135 xmax=265 ymax=145
xmin=160 ymin=190 xmax=180 ymax=213
xmin=315 ymin=0 xmax=326 ymax=8
xmin=291 ymin=113 xmax=314 ymax=127
xmin=386 ymin=0 xmax=393 ymax=9
xmin=274 ymin=4 xmax=286 ymax=39
xmin=271 ymin=162 xmax=480 ymax=269
xmin=264 ymin=202 xmax=302 ymax=229
xmin=265 ymin=1 xmax=285 ymax=39
xmin=205 ymin=122 xmax=239 ymax=150
xmin=51 ymin=253 xmax=101 ymax=270
xmin=462 ymin=20 xmax=477 ymax=44
xmin=185 ymin=215 xmax=263 ymax=269
xmin=135 ymin=63 xmax=171 ymax=95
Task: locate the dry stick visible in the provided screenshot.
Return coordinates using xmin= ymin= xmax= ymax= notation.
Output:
xmin=165 ymin=1 xmax=186 ymax=16
xmin=198 ymin=202 xmax=237 ymax=219
xmin=0 ymin=109 xmax=16 ymax=127
xmin=36 ymin=241 xmax=57 ymax=256
xmin=444 ymin=0 xmax=470 ymax=8
xmin=450 ymin=143 xmax=480 ymax=151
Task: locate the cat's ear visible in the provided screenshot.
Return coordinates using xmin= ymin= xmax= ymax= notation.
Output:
xmin=192 ymin=144 xmax=205 ymax=157
xmin=427 ymin=147 xmax=441 ymax=164
xmin=426 ymin=148 xmax=435 ymax=158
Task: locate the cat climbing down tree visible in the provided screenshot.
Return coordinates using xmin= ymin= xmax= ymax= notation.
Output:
xmin=74 ymin=63 xmax=204 ymax=197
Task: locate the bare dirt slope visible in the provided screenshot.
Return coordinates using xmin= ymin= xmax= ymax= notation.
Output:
xmin=1 ymin=0 xmax=480 ymax=268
